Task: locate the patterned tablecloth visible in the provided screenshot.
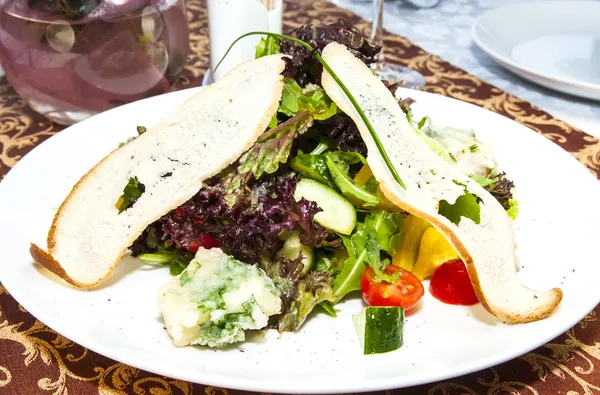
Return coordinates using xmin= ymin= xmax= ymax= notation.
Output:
xmin=1 ymin=0 xmax=599 ymax=394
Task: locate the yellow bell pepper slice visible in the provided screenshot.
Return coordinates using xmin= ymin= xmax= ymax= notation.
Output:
xmin=411 ymin=227 xmax=460 ymax=280
xmin=391 ymin=214 xmax=431 ymax=271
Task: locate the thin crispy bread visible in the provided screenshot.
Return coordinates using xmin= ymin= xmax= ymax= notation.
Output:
xmin=321 ymin=43 xmax=561 ymax=323
xmin=31 ymin=55 xmax=286 ymax=288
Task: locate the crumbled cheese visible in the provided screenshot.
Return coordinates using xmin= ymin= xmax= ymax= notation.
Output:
xmin=158 ymin=247 xmax=281 ymax=348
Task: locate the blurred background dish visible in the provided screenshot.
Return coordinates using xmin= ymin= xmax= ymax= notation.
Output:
xmin=472 ymin=1 xmax=600 ymax=101
xmin=0 ymin=0 xmax=190 ymax=125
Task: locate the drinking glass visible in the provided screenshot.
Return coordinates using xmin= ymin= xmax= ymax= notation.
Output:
xmin=370 ymin=0 xmax=426 ymax=89
xmin=0 ymin=0 xmax=189 ymax=125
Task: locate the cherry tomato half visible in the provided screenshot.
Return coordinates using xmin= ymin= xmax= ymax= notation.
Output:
xmin=361 ymin=265 xmax=425 ymax=310
xmin=429 ymin=259 xmax=479 ymax=305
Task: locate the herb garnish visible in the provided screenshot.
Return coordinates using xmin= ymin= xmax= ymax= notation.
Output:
xmin=115 ymin=176 xmax=145 ymax=214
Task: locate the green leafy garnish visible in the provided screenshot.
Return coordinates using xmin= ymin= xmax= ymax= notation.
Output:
xmin=115 ymin=176 xmax=145 ymax=214
xmin=325 ymin=151 xmax=380 ymax=206
xmin=332 ymin=210 xmax=403 ymax=299
xmin=213 ymin=31 xmax=406 ymax=190
xmin=137 ymin=125 xmax=147 ymax=135
xmin=469 ymin=144 xmax=479 ymax=152
xmin=268 ymin=114 xmax=278 ymax=129
xmin=319 ymin=300 xmax=339 ymax=317
xmin=470 ymin=174 xmax=496 ymax=187
xmin=290 ymin=154 xmax=334 ymax=186
xmin=507 ymin=198 xmax=519 ymax=220
xmin=438 ymin=188 xmax=481 ymax=225
xmin=255 ymin=36 xmax=281 ymax=58
xmin=482 ymin=172 xmax=518 ymax=219
xmin=279 ymin=78 xmax=338 ymax=121
xmin=239 ymin=111 xmax=314 ymax=179
xmin=139 ymin=248 xmax=194 ymax=276
xmin=310 ymin=136 xmax=331 ymax=155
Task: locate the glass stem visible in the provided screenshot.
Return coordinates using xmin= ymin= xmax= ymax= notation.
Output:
xmin=371 ymin=0 xmax=385 ymax=62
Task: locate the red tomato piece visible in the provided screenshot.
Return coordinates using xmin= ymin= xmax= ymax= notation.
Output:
xmin=187 ymin=241 xmax=200 ymax=252
xmin=174 ymin=207 xmax=186 ymax=218
xmin=361 ymin=265 xmax=424 ymax=310
xmin=200 ymin=233 xmax=221 ymax=249
xmin=429 ymin=259 xmax=479 ymax=305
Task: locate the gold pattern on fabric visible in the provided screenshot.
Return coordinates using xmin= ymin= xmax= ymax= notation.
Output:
xmin=0 ymin=0 xmax=598 ymax=394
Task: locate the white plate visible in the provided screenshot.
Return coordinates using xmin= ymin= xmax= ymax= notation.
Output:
xmin=0 ymin=87 xmax=599 ymax=393
xmin=472 ymin=1 xmax=600 ymax=101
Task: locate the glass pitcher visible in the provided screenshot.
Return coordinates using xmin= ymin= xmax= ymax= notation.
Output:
xmin=0 ymin=0 xmax=189 ymax=125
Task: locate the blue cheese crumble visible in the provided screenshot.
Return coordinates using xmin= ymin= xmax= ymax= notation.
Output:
xmin=158 ymin=247 xmax=281 ymax=348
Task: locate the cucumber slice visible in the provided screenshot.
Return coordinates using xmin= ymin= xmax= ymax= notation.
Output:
xmin=277 ymin=231 xmax=314 ymax=276
xmin=294 ymin=179 xmax=357 ymax=235
xmin=353 ymin=306 xmax=404 ymax=355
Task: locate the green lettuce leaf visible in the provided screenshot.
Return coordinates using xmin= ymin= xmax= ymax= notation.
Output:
xmin=138 ymin=248 xmax=194 ymax=276
xmin=115 ymin=176 xmax=145 ymax=214
xmin=366 ymin=210 xmax=404 ymax=256
xmin=319 ymin=300 xmax=339 ymax=317
xmin=507 ymin=198 xmax=519 ymax=220
xmin=290 ymin=154 xmax=334 ymax=186
xmin=239 ymin=111 xmax=314 ymax=179
xmin=438 ymin=188 xmax=481 ymax=226
xmin=332 ymin=210 xmax=403 ymax=299
xmin=279 ymin=78 xmax=338 ymax=121
xmin=255 ymin=36 xmax=281 ymax=58
xmin=325 ymin=151 xmax=380 ymax=206
xmin=470 ymin=174 xmax=496 ymax=187
xmin=276 ymin=270 xmax=337 ymax=332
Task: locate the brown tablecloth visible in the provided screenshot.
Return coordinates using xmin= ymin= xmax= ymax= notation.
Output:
xmin=1 ymin=0 xmax=599 ymax=394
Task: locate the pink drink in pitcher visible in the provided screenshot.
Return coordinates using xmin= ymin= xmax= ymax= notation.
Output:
xmin=0 ymin=0 xmax=189 ymax=124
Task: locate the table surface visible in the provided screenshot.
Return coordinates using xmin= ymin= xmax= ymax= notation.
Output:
xmin=332 ymin=0 xmax=600 ymax=139
xmin=0 ymin=0 xmax=599 ymax=394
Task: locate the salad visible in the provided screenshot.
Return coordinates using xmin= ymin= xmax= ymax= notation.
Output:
xmin=125 ymin=21 xmax=519 ymax=353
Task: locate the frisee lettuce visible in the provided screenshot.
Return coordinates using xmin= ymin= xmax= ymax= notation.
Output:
xmin=239 ymin=111 xmax=314 ymax=179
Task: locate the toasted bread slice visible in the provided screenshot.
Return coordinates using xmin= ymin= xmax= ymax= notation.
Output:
xmin=321 ymin=43 xmax=561 ymax=323
xmin=31 ymin=55 xmax=286 ymax=288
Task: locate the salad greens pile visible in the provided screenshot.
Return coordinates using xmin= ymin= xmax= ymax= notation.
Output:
xmin=128 ymin=20 xmax=519 ymax=334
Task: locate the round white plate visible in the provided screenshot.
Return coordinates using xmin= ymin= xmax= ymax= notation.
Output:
xmin=1 ymin=87 xmax=599 ymax=393
xmin=472 ymin=1 xmax=600 ymax=101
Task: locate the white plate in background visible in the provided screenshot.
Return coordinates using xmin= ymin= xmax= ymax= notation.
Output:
xmin=0 ymin=87 xmax=599 ymax=393
xmin=472 ymin=1 xmax=600 ymax=101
